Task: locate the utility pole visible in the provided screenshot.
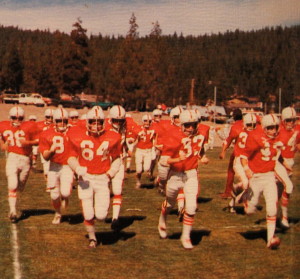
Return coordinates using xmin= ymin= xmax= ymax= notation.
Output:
xmin=278 ymin=88 xmax=282 ymax=113
xmin=214 ymin=86 xmax=217 ymax=125
xmin=189 ymin=78 xmax=195 ymax=108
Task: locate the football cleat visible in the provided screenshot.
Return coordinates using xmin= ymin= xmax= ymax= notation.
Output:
xmin=88 ymin=239 xmax=97 ymax=249
xmin=158 ymin=225 xmax=167 ymax=239
xmin=52 ymin=213 xmax=62 ymax=225
xmin=267 ymin=236 xmax=280 ymax=249
xmin=180 ymin=236 xmax=194 ymax=249
xmin=9 ymin=213 xmax=18 ymax=224
xmin=111 ymin=218 xmax=121 ymax=232
xmin=280 ymin=218 xmax=290 ymax=229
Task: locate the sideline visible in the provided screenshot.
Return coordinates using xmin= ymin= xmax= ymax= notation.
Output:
xmin=11 ymin=224 xmax=22 ymax=279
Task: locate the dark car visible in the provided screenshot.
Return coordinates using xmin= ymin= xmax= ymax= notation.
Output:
xmin=58 ymin=96 xmax=87 ymax=109
xmin=84 ymin=101 xmax=114 ymax=110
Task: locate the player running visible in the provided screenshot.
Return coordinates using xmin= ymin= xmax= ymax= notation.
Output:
xmin=67 ymin=106 xmax=121 ymax=248
xmin=39 ymin=108 xmax=74 ymax=225
xmin=158 ymin=110 xmax=204 ymax=249
xmin=0 ymin=106 xmax=38 ymax=223
xmin=240 ymin=114 xmax=283 ymax=249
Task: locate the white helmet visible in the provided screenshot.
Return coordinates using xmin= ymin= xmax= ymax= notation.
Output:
xmin=170 ymin=106 xmax=184 ymax=119
xmin=243 ymin=113 xmax=257 ymax=131
xmin=142 ymin=114 xmax=152 ymax=128
xmin=261 ymin=114 xmax=280 ymax=138
xmin=44 ymin=108 xmax=54 ymax=124
xmin=125 ymin=113 xmax=132 ymax=118
xmin=86 ymin=107 xmax=105 ymax=135
xmin=281 ymin=107 xmax=297 ymax=130
xmin=69 ymin=110 xmax=79 ymax=118
xmin=153 ymin=109 xmax=162 ymax=117
xmin=53 ymin=108 xmax=68 ymax=132
xmin=9 ymin=106 xmax=25 ymax=126
xmin=28 ymin=115 xmax=37 ymax=121
xmin=109 ymin=105 xmax=126 ymax=131
xmin=179 ymin=110 xmax=198 ymax=136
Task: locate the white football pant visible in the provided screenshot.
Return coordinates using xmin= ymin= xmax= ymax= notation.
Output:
xmin=135 ymin=148 xmax=152 ymax=174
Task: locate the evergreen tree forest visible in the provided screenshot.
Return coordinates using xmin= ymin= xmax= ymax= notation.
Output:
xmin=0 ymin=15 xmax=299 ymax=111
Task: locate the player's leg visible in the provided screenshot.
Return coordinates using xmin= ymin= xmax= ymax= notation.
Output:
xmin=78 ymin=177 xmax=96 ymax=247
xmin=262 ymin=173 xmax=280 ymax=249
xmin=275 ymin=161 xmax=293 ymax=228
xmin=143 ymin=148 xmax=152 ymax=178
xmin=181 ymin=169 xmax=198 ymax=249
xmin=155 ymin=156 xmax=170 ymax=194
xmin=94 ymin=174 xmax=110 ymax=221
xmin=111 ymin=164 xmax=125 ymax=231
xmin=59 ymin=165 xmax=74 ymax=212
xmin=158 ymin=171 xmax=181 ymax=239
xmin=6 ymin=153 xmax=21 ymax=222
xmin=135 ymin=148 xmax=143 ymax=188
xmin=220 ymin=153 xmax=235 ymax=198
xmin=48 ymin=169 xmax=62 ymax=224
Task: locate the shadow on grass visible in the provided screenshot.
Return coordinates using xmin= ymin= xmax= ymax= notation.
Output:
xmin=94 ymin=231 xmax=136 ymax=245
xmin=141 ymin=183 xmax=155 ymax=189
xmin=239 ymin=229 xmax=267 ymax=242
xmin=168 ymin=230 xmax=211 ymax=246
xmin=62 ymin=213 xmax=84 ymax=225
xmin=105 ymin=215 xmax=146 ymax=231
xmin=18 ymin=209 xmax=55 ymax=222
xmin=197 ymin=197 xmax=213 ymax=203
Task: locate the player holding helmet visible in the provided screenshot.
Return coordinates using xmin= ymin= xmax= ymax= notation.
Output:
xmin=275 ymin=107 xmax=299 ymax=228
xmin=158 ymin=110 xmax=204 ymax=249
xmin=39 ymin=108 xmax=74 ymax=225
xmin=240 ymin=114 xmax=283 ymax=249
xmin=0 ymin=106 xmax=38 ymax=222
xmin=67 ymin=106 xmax=121 ymax=248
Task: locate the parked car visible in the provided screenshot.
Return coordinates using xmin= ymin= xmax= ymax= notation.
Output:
xmin=58 ymin=96 xmax=88 ymax=109
xmin=2 ymin=90 xmax=19 ymax=104
xmin=18 ymin=93 xmax=46 ymax=107
xmin=84 ymin=101 xmax=114 ymax=110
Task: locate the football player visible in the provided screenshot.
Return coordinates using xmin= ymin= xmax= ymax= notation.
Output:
xmin=0 ymin=106 xmax=38 ymax=222
xmin=158 ymin=110 xmax=203 ymax=249
xmin=134 ymin=114 xmax=156 ymax=189
xmin=275 ymin=107 xmax=299 ymax=228
xmin=219 ymin=109 xmax=244 ymax=198
xmin=39 ymin=108 xmax=74 ymax=224
xmin=240 ymin=114 xmax=283 ymax=249
xmin=68 ymin=110 xmax=80 ymax=126
xmin=67 ymin=107 xmax=121 ymax=248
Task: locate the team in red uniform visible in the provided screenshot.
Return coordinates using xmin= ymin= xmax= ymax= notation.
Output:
xmin=0 ymin=106 xmax=38 ymax=222
xmin=67 ymin=106 xmax=122 ymax=248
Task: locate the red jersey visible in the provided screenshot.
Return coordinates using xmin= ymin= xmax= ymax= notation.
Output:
xmin=197 ymin=123 xmax=210 ymax=144
xmin=278 ymin=124 xmax=300 ymax=159
xmin=241 ymin=129 xmax=283 ymax=173
xmin=39 ymin=126 xmax=71 ymax=165
xmin=224 ymin=120 xmax=244 ymax=155
xmin=159 ymin=124 xmax=182 ymax=153
xmin=0 ymin=120 xmax=38 ymax=156
xmin=36 ymin=120 xmax=53 ymax=134
xmin=135 ymin=125 xmax=156 ymax=149
xmin=163 ymin=131 xmax=204 ymax=172
xmin=67 ymin=127 xmax=121 ymax=175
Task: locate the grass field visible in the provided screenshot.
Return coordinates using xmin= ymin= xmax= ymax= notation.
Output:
xmin=0 ymin=148 xmax=299 ymax=279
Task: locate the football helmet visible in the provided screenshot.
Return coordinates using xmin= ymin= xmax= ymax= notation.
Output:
xmin=153 ymin=109 xmax=162 ymax=120
xmin=179 ymin=110 xmax=198 ymax=136
xmin=109 ymin=105 xmax=126 ymax=131
xmin=86 ymin=107 xmax=105 ymax=135
xmin=69 ymin=110 xmax=79 ymax=119
xmin=44 ymin=108 xmax=54 ymax=124
xmin=243 ymin=113 xmax=257 ymax=131
xmin=142 ymin=114 xmax=152 ymax=128
xmin=9 ymin=106 xmax=25 ymax=127
xmin=170 ymin=106 xmax=184 ymax=126
xmin=194 ymin=109 xmax=202 ymax=123
xmin=28 ymin=115 xmax=37 ymax=121
xmin=281 ymin=107 xmax=297 ymax=130
xmin=261 ymin=114 xmax=280 ymax=138
xmin=53 ymin=108 xmax=68 ymax=132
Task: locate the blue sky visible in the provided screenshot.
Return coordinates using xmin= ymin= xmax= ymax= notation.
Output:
xmin=0 ymin=0 xmax=299 ymax=36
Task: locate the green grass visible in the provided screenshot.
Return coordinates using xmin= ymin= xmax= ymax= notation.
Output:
xmin=0 ymin=148 xmax=299 ymax=279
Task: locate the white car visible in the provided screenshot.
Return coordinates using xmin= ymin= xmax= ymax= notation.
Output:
xmin=18 ymin=93 xmax=46 ymax=107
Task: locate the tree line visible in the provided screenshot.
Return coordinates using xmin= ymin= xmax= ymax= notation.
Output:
xmin=0 ymin=14 xmax=299 ymax=111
